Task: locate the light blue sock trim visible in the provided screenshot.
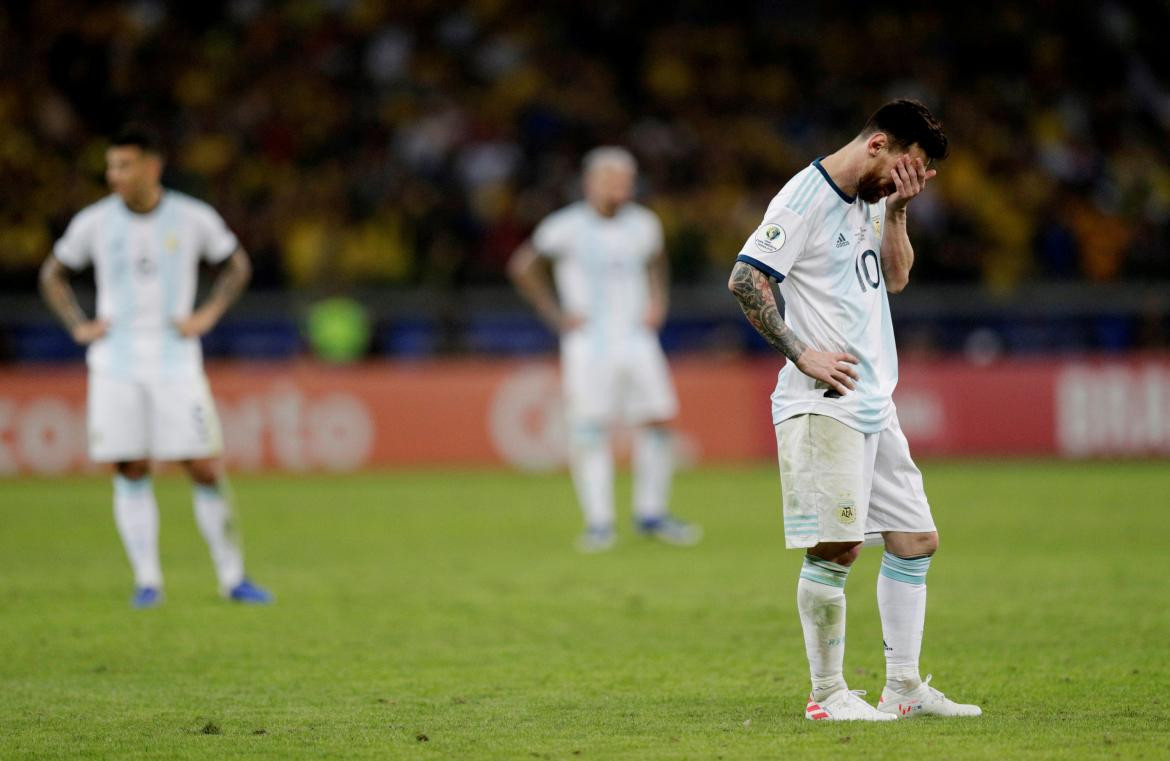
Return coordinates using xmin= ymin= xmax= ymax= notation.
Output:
xmin=800 ymin=555 xmax=851 ymax=588
xmin=571 ymin=423 xmax=607 ymax=447
xmin=193 ymin=482 xmax=223 ymax=499
xmin=114 ymin=475 xmax=153 ymax=496
xmin=644 ymin=426 xmax=671 ymax=443
xmin=880 ymin=551 xmax=932 ymax=585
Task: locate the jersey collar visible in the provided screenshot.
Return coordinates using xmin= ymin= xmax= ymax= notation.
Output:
xmin=118 ymin=188 xmax=168 ymax=217
xmin=812 ymin=158 xmax=856 ymax=205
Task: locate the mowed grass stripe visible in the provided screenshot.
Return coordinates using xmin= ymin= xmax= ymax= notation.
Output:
xmin=0 ymin=461 xmax=1167 ymax=759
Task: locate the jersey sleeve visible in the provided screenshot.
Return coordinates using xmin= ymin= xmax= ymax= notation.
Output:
xmin=735 ymin=202 xmax=811 ymax=282
xmin=196 ymin=204 xmax=240 ymax=263
xmin=531 ymin=211 xmax=572 ymax=259
xmin=52 ymin=211 xmax=97 ymax=270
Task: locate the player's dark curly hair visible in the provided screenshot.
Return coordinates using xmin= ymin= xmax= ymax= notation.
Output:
xmin=860 ymin=99 xmax=948 ymax=160
xmin=110 ymin=123 xmax=165 ymax=156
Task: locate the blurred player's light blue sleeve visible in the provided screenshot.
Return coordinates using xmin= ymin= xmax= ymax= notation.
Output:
xmin=532 ymin=207 xmax=574 ymax=259
xmin=193 ymin=200 xmax=240 ymax=263
xmin=53 ymin=207 xmax=100 ymax=270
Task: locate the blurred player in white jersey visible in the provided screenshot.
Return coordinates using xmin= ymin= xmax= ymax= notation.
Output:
xmin=40 ymin=125 xmax=271 ymax=608
xmin=729 ymin=101 xmax=979 ymax=720
xmin=509 ymin=147 xmax=701 ymax=552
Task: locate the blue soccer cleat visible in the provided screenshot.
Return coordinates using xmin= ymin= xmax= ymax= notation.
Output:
xmin=575 ymin=524 xmax=616 ymax=554
xmin=227 ymin=578 xmax=273 ymax=604
xmin=635 ymin=515 xmax=703 ymax=546
xmin=131 ymin=587 xmax=163 ymax=609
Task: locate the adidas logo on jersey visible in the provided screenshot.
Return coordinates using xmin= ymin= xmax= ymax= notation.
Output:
xmin=835 ymin=233 xmax=849 ymax=248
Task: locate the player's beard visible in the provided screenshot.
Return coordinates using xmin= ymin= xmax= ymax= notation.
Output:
xmin=595 ymin=197 xmax=625 ymax=217
xmin=857 ymin=170 xmax=892 ymax=204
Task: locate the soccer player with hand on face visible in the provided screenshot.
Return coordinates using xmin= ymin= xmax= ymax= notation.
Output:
xmin=40 ymin=125 xmax=272 ymax=608
xmin=729 ymin=100 xmax=981 ymax=720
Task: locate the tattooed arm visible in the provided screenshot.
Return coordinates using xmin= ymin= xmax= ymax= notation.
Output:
xmin=728 ymin=260 xmax=805 ymax=361
xmin=39 ymin=256 xmax=107 ymax=344
xmin=727 ymin=260 xmax=859 ymax=396
xmin=176 ymin=247 xmax=252 ymax=338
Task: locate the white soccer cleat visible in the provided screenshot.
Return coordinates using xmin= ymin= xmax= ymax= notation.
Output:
xmin=877 ymin=675 xmax=982 ymax=718
xmin=805 ymin=689 xmax=898 ymax=721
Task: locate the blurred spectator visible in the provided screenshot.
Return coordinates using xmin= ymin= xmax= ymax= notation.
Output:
xmin=1 ymin=0 xmax=1168 ymax=297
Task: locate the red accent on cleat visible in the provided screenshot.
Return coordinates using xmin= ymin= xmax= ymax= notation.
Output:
xmin=806 ymin=698 xmax=830 ymax=720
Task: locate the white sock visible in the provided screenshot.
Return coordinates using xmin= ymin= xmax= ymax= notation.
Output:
xmin=113 ymin=475 xmax=162 ymax=589
xmin=193 ymin=482 xmax=245 ymax=592
xmin=632 ymin=426 xmax=673 ymax=522
xmin=797 ymin=555 xmax=851 ymax=702
xmin=569 ymin=424 xmax=614 ymax=529
xmin=877 ymin=551 xmax=931 ymax=692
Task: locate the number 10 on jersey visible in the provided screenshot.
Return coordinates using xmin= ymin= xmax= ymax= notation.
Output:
xmin=855 ymin=249 xmax=880 ymax=292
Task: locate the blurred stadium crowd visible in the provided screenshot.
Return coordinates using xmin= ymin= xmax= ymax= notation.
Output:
xmin=1 ymin=1 xmax=1168 ymax=356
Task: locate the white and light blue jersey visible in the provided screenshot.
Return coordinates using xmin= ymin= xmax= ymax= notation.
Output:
xmin=737 ymin=160 xmax=896 ymax=433
xmin=532 ymin=200 xmax=664 ymax=350
xmin=53 ymin=190 xmax=239 ymax=380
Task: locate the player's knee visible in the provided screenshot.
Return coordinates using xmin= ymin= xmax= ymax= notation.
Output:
xmin=810 ymin=541 xmax=862 ymax=567
xmin=570 ymin=422 xmax=608 ymax=448
xmin=183 ymin=459 xmax=220 ymax=487
xmin=913 ymin=531 xmax=938 ymax=556
xmin=886 ymin=530 xmax=938 ymax=557
xmin=115 ymin=460 xmax=151 ymax=480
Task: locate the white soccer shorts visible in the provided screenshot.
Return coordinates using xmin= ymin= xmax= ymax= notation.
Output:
xmin=87 ymin=371 xmax=223 ymax=463
xmin=561 ymin=329 xmax=679 ymax=426
xmin=775 ymin=412 xmax=935 ymax=549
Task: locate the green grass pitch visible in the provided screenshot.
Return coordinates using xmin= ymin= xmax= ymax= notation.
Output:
xmin=2 ymin=461 xmax=1168 ymax=759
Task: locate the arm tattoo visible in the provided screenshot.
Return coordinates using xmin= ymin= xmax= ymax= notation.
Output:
xmin=728 ymin=261 xmax=807 ymax=363
xmin=39 ymin=259 xmax=87 ymax=330
xmin=205 ymin=249 xmax=250 ymax=312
